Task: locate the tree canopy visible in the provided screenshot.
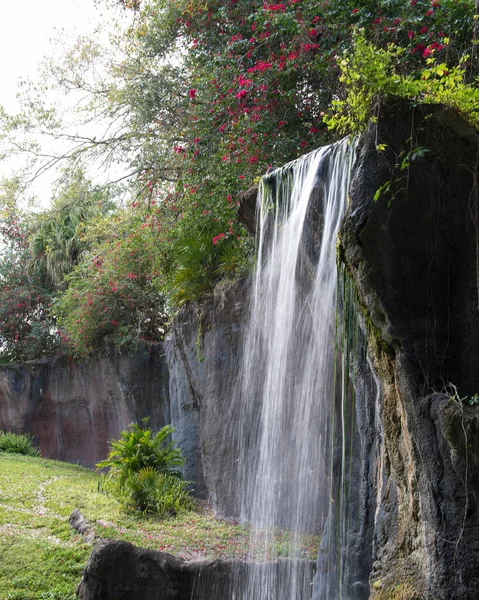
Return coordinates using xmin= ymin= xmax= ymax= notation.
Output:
xmin=0 ymin=0 xmax=477 ymax=361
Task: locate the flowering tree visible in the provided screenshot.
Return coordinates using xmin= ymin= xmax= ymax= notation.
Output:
xmin=0 ymin=182 xmax=58 ymax=363
xmin=0 ymin=0 xmax=476 ymax=359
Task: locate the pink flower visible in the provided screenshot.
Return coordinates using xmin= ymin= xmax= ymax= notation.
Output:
xmin=111 ymin=320 xmax=118 ymax=325
xmin=212 ymin=233 xmax=226 ymax=245
xmin=238 ymin=175 xmax=245 ymax=179
xmin=426 ymin=9 xmax=433 ymax=16
xmin=189 ymin=89 xmax=196 ymax=99
xmin=235 ymin=89 xmax=247 ymax=99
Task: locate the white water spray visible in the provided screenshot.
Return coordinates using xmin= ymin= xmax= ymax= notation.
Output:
xmin=232 ymin=138 xmax=356 ymax=599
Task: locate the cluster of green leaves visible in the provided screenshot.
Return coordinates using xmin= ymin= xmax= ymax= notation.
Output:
xmin=97 ymin=420 xmax=194 ymax=515
xmin=0 ymin=181 xmax=59 ymax=363
xmin=325 ymin=30 xmax=479 ymax=136
xmin=0 ymin=431 xmax=40 ymax=457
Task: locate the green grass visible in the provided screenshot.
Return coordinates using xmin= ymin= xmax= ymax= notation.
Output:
xmin=0 ymin=454 xmax=320 ymax=599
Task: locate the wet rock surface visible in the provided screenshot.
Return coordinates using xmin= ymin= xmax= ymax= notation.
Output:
xmin=340 ymin=103 xmax=479 ymax=599
xmin=166 ymin=279 xmax=250 ymax=511
xmin=77 ymin=539 xmax=316 ymax=600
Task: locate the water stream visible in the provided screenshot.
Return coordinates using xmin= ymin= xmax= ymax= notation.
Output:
xmin=232 ymin=138 xmax=356 ymax=599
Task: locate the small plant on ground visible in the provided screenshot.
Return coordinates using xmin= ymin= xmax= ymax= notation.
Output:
xmin=97 ymin=420 xmax=193 ymax=515
xmin=0 ymin=431 xmax=40 ymax=457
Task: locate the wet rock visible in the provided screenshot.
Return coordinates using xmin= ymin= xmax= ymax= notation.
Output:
xmin=340 ymin=102 xmax=479 ymax=599
xmin=77 ymin=539 xmax=316 ymax=600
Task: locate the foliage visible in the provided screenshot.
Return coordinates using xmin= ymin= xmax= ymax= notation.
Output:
xmin=52 ymin=203 xmax=171 ymax=357
xmin=0 ymin=180 xmax=60 ymax=363
xmin=0 ymin=0 xmax=476 ymax=359
xmin=101 ymin=466 xmax=195 ymax=514
xmin=97 ymin=421 xmax=185 ymax=480
xmin=28 ymin=170 xmax=115 ymax=289
xmin=0 ymin=431 xmax=40 ymax=457
xmin=325 ymin=31 xmax=479 ymax=135
xmin=97 ymin=420 xmax=192 ymax=515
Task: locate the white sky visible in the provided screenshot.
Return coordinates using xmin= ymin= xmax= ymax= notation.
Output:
xmin=0 ymin=0 xmax=128 ymax=205
xmin=1 ymin=0 xmax=104 ymax=113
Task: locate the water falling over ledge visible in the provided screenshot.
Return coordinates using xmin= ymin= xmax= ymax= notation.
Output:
xmin=224 ymin=138 xmax=358 ymax=599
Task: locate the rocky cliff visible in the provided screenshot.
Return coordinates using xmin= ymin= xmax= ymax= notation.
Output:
xmin=339 ymin=103 xmax=479 ymax=599
xmin=0 ymin=344 xmax=170 ymax=467
xmin=166 ymin=280 xmax=249 ymax=504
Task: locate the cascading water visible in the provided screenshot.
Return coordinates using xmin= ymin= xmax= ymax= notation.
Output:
xmin=230 ymin=137 xmax=357 ymax=599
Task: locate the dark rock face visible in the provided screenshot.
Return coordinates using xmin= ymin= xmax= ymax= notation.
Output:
xmin=340 ymin=103 xmax=479 ymax=599
xmin=238 ymin=185 xmax=258 ymax=236
xmin=0 ymin=344 xmax=170 ymax=467
xmin=77 ymin=539 xmax=316 ymax=600
xmin=166 ymin=280 xmax=249 ymax=510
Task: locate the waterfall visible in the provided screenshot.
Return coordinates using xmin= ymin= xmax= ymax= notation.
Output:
xmin=230 ymin=138 xmax=356 ymax=599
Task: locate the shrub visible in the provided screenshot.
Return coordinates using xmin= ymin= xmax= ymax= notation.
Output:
xmin=97 ymin=420 xmax=193 ymax=515
xmin=0 ymin=431 xmax=40 ymax=457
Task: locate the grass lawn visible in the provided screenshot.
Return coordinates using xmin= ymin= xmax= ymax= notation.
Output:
xmin=0 ymin=453 xmax=319 ymax=599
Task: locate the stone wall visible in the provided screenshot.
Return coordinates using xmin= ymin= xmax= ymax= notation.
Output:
xmin=0 ymin=344 xmax=170 ymax=467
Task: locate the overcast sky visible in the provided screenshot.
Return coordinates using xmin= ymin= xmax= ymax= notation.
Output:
xmin=0 ymin=0 xmax=129 ymax=204
xmin=1 ymin=0 xmax=105 ymax=113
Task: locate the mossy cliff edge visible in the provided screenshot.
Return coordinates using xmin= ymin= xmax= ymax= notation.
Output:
xmin=340 ymin=102 xmax=479 ymax=600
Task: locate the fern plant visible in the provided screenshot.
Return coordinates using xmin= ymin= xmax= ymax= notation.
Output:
xmin=97 ymin=420 xmax=185 ymax=483
xmin=97 ymin=420 xmax=192 ymax=515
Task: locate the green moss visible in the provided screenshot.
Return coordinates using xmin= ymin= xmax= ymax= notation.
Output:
xmin=373 ymin=580 xmax=418 ymax=600
xmin=337 ymin=263 xmax=393 ymax=363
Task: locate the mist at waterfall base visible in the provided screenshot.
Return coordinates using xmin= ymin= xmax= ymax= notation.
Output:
xmin=210 ymin=139 xmax=358 ymax=599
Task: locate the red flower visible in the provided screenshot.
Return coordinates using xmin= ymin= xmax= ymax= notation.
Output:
xmin=373 ymin=18 xmax=381 ymax=24
xmin=420 ymin=26 xmax=428 ymax=34
xmin=407 ymin=30 xmax=414 ymax=39
xmin=426 ymin=9 xmax=433 ymax=16
xmin=352 ymin=8 xmax=359 ymax=14
xmin=212 ymin=233 xmax=226 ymax=245
xmin=411 ymin=0 xmax=417 ymax=5
xmin=189 ymin=89 xmax=196 ymax=99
